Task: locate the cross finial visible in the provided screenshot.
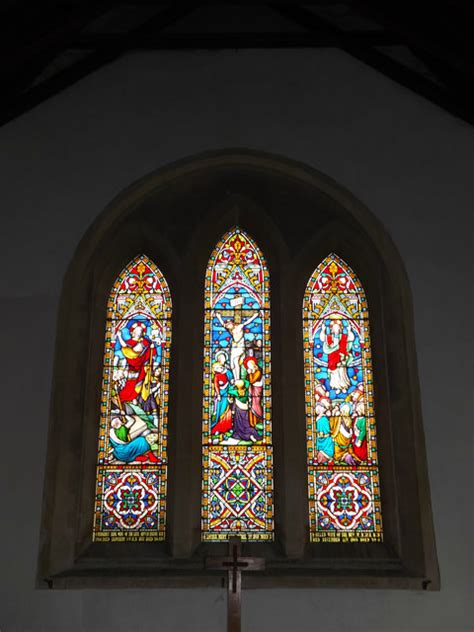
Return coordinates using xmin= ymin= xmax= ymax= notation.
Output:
xmin=206 ymin=536 xmax=265 ymax=632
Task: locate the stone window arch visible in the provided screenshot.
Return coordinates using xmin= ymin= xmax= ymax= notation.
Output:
xmin=37 ymin=149 xmax=439 ymax=589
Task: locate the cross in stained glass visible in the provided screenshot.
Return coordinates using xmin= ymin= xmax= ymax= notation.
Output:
xmin=201 ymin=228 xmax=274 ymax=541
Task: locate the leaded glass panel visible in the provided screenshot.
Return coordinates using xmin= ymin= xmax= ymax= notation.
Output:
xmin=93 ymin=255 xmax=171 ymax=542
xmin=303 ymin=254 xmax=383 ymax=543
xmin=201 ymin=228 xmax=274 ymax=541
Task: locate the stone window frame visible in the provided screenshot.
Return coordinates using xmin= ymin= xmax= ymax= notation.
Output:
xmin=37 ymin=149 xmax=439 ymax=589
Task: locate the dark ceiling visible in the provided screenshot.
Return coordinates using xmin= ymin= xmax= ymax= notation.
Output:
xmin=1 ymin=0 xmax=473 ymax=127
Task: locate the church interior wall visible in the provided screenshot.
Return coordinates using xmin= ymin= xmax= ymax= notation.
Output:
xmin=0 ymin=48 xmax=471 ymax=631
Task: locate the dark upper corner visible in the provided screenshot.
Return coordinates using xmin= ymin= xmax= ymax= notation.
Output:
xmin=0 ymin=0 xmax=473 ymax=127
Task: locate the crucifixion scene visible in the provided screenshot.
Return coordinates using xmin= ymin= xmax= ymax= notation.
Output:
xmin=201 ymin=228 xmax=274 ymax=542
xmin=8 ymin=2 xmax=457 ymax=622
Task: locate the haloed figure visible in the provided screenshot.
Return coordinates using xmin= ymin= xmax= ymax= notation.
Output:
xmin=216 ymin=311 xmax=259 ymax=381
xmin=211 ymin=355 xmax=234 ymax=436
xmin=109 ymin=417 xmax=159 ymax=464
xmin=116 ymin=321 xmax=156 ymax=409
xmin=332 ymin=402 xmax=358 ymax=465
xmin=243 ymin=356 xmax=263 ymax=428
xmin=320 ymin=316 xmax=354 ymax=393
xmin=352 ymin=400 xmax=367 ymax=462
xmin=228 ymin=380 xmax=261 ymax=443
xmin=314 ymin=399 xmax=334 ymax=464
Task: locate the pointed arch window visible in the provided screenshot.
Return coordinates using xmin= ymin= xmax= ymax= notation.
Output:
xmin=303 ymin=254 xmax=383 ymax=543
xmin=201 ymin=228 xmax=273 ymax=541
xmin=39 ymin=151 xmax=438 ymax=591
xmin=93 ymin=255 xmax=172 ymax=542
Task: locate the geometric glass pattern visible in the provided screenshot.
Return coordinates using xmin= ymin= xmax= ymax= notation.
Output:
xmin=303 ymin=254 xmax=383 ymax=543
xmin=201 ymin=228 xmax=273 ymax=541
xmin=93 ymin=254 xmax=171 ymax=542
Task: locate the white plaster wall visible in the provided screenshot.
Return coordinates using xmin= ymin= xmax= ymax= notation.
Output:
xmin=0 ymin=49 xmax=472 ymax=632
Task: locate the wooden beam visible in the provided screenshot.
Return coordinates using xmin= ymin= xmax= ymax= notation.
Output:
xmin=351 ymin=0 xmax=474 ymax=78
xmin=0 ymin=1 xmax=116 ymax=93
xmin=0 ymin=2 xmax=472 ymax=126
xmin=73 ymin=30 xmax=399 ymax=51
xmin=0 ymin=4 xmax=198 ymax=126
xmin=273 ymin=4 xmax=474 ymax=125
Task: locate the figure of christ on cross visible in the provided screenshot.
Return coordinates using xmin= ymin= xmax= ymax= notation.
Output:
xmin=216 ymin=311 xmax=260 ymax=382
xmin=206 ymin=537 xmax=265 ymax=632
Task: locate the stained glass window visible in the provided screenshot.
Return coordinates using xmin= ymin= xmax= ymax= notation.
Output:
xmin=303 ymin=254 xmax=383 ymax=543
xmin=93 ymin=255 xmax=171 ymax=542
xmin=201 ymin=228 xmax=273 ymax=541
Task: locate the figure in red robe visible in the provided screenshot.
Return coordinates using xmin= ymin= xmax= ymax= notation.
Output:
xmin=116 ymin=321 xmax=156 ymax=406
xmin=320 ymin=316 xmax=354 ymax=393
xmin=211 ymin=359 xmax=234 ymax=435
xmin=352 ymin=400 xmax=368 ymax=462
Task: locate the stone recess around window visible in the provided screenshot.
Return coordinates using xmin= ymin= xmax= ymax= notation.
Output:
xmin=37 ymin=149 xmax=439 ymax=590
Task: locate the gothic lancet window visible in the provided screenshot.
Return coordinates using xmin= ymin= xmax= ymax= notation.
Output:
xmin=201 ymin=228 xmax=273 ymax=541
xmin=93 ymin=255 xmax=172 ymax=542
xmin=303 ymin=254 xmax=382 ymax=543
xmin=38 ymin=150 xmax=438 ymax=590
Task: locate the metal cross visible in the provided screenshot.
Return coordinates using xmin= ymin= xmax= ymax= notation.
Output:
xmin=206 ymin=537 xmax=265 ymax=632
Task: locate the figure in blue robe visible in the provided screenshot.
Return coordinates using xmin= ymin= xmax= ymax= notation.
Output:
xmin=110 ymin=435 xmax=150 ymax=462
xmin=316 ymin=415 xmax=334 ymax=460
